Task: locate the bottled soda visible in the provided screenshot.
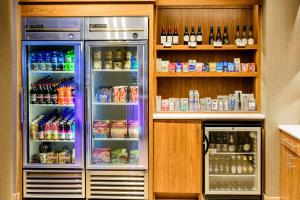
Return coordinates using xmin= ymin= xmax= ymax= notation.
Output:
xmin=59 ymin=121 xmax=65 ymax=140
xmin=45 ymin=122 xmax=52 ymax=140
xmin=51 ymin=51 xmax=58 ymax=71
xmin=30 ymin=84 xmax=37 ymax=104
xmin=51 ymin=122 xmax=58 ymax=140
xmin=37 ymin=52 xmax=46 ymax=71
xmin=57 ymin=51 xmax=65 ymax=71
xmin=70 ymin=50 xmax=75 ymax=71
xmin=36 ymin=84 xmax=44 ymax=104
xmin=50 ymin=84 xmax=58 ymax=104
xmin=30 ymin=52 xmax=38 ymax=71
xmin=43 ymin=83 xmax=51 ymax=104
xmin=65 ymin=51 xmax=72 ymax=71
xmin=44 ymin=51 xmax=51 ymax=71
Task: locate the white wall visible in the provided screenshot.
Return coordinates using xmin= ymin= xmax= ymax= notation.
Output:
xmin=262 ymin=0 xmax=300 ymax=197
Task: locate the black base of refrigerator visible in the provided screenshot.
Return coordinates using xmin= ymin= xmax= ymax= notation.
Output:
xmin=204 ymin=195 xmax=262 ymax=200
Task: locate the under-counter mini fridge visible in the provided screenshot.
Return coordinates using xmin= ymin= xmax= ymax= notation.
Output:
xmin=21 ymin=17 xmax=85 ymax=198
xmin=84 ymin=17 xmax=149 ymax=199
xmin=203 ymin=122 xmax=262 ymax=200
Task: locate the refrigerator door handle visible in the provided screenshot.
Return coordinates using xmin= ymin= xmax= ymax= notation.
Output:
xmin=204 ymin=134 xmax=209 ymax=155
xmin=21 ymin=87 xmax=24 ymax=124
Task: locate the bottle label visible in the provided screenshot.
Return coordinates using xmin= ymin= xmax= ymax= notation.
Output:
xmin=44 ymin=94 xmax=51 ymax=104
xmin=243 ymin=144 xmax=251 ymax=151
xmin=30 ymin=94 xmax=36 ymax=104
xmin=231 ymin=165 xmax=237 ymax=174
xmin=237 ymin=166 xmax=243 ymax=174
xmin=222 ymin=144 xmax=228 ymax=152
xmin=235 ymin=38 xmax=242 ymax=45
xmin=184 ymin=35 xmax=189 ymax=42
xmin=197 ymin=35 xmax=203 ymax=42
xmin=248 ymin=38 xmax=254 ymax=45
xmin=52 ymin=131 xmax=58 ymax=140
xmin=50 ymin=94 xmax=58 ymax=104
xmin=173 ymin=36 xmax=179 ymax=44
xmin=223 ymin=38 xmax=229 ymax=44
xmin=36 ymin=94 xmax=43 ymax=104
xmin=46 ymin=130 xmax=52 ymax=140
xmin=167 ymin=36 xmax=173 ymax=43
xmin=161 ymin=36 xmax=167 ymax=44
xmin=210 ymin=39 xmax=215 ymax=45
xmin=38 ymin=131 xmax=45 ymax=140
xmin=242 ymin=38 xmax=248 ymax=45
xmin=228 ymin=145 xmax=236 ymax=152
xmin=190 ymin=35 xmax=196 ymax=42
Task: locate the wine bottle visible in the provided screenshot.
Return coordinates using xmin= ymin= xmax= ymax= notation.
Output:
xmin=209 ymin=26 xmax=215 ymax=45
xmin=173 ymin=25 xmax=179 ymax=45
xmin=235 ymin=25 xmax=241 ymax=45
xmin=223 ymin=26 xmax=229 ymax=44
xmin=196 ymin=26 xmax=203 ymax=45
xmin=183 ymin=26 xmax=190 ymax=45
xmin=167 ymin=25 xmax=173 ymax=44
xmin=248 ymin=25 xmax=254 ymax=45
xmin=242 ymin=25 xmax=248 ymax=44
xmin=160 ymin=25 xmax=167 ymax=44
xmin=190 ymin=26 xmax=196 ymax=42
xmin=216 ymin=26 xmax=222 ymax=43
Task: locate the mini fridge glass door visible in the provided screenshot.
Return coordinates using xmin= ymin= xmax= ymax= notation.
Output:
xmin=205 ymin=127 xmax=261 ymax=195
xmin=22 ymin=41 xmax=84 ymax=168
xmin=86 ymin=41 xmax=148 ymax=170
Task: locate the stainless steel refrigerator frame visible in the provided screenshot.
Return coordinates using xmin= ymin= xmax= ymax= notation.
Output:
xmin=204 ymin=126 xmax=261 ymax=196
xmin=85 ymin=40 xmax=149 ymax=170
xmin=22 ymin=40 xmax=85 ymax=169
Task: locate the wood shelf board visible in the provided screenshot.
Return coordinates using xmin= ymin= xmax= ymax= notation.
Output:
xmin=156 ymin=72 xmax=258 ymax=77
xmin=156 ymin=45 xmax=258 ymax=51
xmin=19 ymin=0 xmax=155 ymax=3
xmin=157 ymin=0 xmax=261 ymax=7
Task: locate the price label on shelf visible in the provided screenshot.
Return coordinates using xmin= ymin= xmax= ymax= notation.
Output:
xmin=188 ymin=41 xmax=197 ymax=48
xmin=237 ymin=40 xmax=246 ymax=48
xmin=213 ymin=41 xmax=222 ymax=48
xmin=163 ymin=41 xmax=172 ymax=48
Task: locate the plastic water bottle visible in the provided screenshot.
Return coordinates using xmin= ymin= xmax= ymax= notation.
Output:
xmin=30 ymin=52 xmax=38 ymax=71
xmin=37 ymin=52 xmax=45 ymax=71
xmin=44 ymin=51 xmax=51 ymax=71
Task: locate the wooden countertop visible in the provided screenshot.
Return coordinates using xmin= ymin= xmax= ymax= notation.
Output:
xmin=279 ymin=125 xmax=300 ymax=140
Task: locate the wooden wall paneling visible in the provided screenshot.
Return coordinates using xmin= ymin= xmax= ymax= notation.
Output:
xmin=157 ymin=0 xmax=261 ymax=7
xmin=156 ymin=8 xmax=253 ymax=45
xmin=21 ymin=4 xmax=153 ymax=16
xmin=157 ymin=77 xmax=254 ymax=99
xmin=153 ymin=120 xmax=202 ymax=194
xmin=157 ymin=50 xmax=256 ymax=63
xmin=253 ymin=4 xmax=261 ymax=112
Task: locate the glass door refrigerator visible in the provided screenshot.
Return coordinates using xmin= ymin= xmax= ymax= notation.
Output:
xmin=85 ymin=17 xmax=149 ymax=199
xmin=22 ymin=18 xmax=85 ymax=198
xmin=203 ymin=122 xmax=262 ymax=200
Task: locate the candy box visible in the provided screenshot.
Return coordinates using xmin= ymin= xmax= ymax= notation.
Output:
xmin=180 ymin=98 xmax=189 ymax=111
xmin=93 ymin=120 xmax=110 ymax=138
xmin=156 ymin=58 xmax=162 ymax=72
xmin=174 ymin=98 xmax=180 ymax=111
xmin=216 ymin=62 xmax=224 ymax=72
xmin=93 ymin=148 xmax=111 ymax=164
xmin=161 ymin=99 xmax=169 ymax=111
xmin=169 ymin=98 xmax=175 ymax=111
xmin=129 ymin=86 xmax=138 ymax=103
xmin=241 ymin=63 xmax=249 ymax=72
xmin=248 ymin=63 xmax=256 ymax=72
xmin=211 ymin=99 xmax=219 ymax=111
xmin=169 ymin=62 xmax=176 ymax=72
xmin=209 ymin=62 xmax=216 ymax=72
xmin=202 ymin=63 xmax=209 ymax=72
xmin=183 ymin=63 xmax=189 ymax=72
xmin=200 ymin=98 xmax=206 ymax=112
xmin=161 ymin=60 xmax=169 ymax=72
xmin=229 ymin=94 xmax=236 ymax=111
xmin=175 ymin=62 xmax=183 ymax=72
xmin=206 ymin=97 xmax=212 ymax=111
xmin=188 ymin=60 xmax=196 ymax=72
xmin=234 ymin=58 xmax=241 ymax=72
xmin=196 ymin=62 xmax=204 ymax=72
xmin=228 ymin=62 xmax=235 ymax=72
xmin=223 ymin=61 xmax=228 ymax=72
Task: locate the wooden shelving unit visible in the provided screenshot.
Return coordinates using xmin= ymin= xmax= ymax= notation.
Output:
xmin=156 ymin=44 xmax=258 ymax=51
xmin=155 ymin=72 xmax=258 ymax=77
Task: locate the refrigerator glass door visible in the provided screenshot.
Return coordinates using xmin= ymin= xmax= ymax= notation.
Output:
xmin=86 ymin=41 xmax=148 ymax=169
xmin=205 ymin=127 xmax=261 ymax=195
xmin=22 ymin=41 xmax=84 ymax=168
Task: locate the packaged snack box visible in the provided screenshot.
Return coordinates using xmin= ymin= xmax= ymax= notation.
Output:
xmin=169 ymin=62 xmax=176 ymax=72
xmin=129 ymin=86 xmax=138 ymax=103
xmin=129 ymin=150 xmax=139 ymax=164
xmin=93 ymin=120 xmax=110 ymax=138
xmin=241 ymin=63 xmax=249 ymax=72
xmin=110 ymin=120 xmax=127 ymax=138
xmin=175 ymin=62 xmax=183 ymax=72
xmin=161 ymin=99 xmax=169 ymax=111
xmin=209 ymin=62 xmax=216 ymax=72
xmin=128 ymin=120 xmax=139 ymax=138
xmin=111 ymin=149 xmax=129 ymax=164
xmin=92 ymin=148 xmax=111 ymax=164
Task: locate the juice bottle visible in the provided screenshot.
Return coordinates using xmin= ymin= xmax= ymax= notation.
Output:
xmin=57 ymin=85 xmax=64 ymax=105
xmin=51 ymin=122 xmax=58 ymax=140
xmin=44 ymin=122 xmax=52 ymax=140
xmin=70 ymin=50 xmax=75 ymax=71
xmin=57 ymin=51 xmax=65 ymax=71
xmin=51 ymin=51 xmax=58 ymax=71
xmin=64 ymin=51 xmax=71 ymax=71
xmin=64 ymin=85 xmax=72 ymax=105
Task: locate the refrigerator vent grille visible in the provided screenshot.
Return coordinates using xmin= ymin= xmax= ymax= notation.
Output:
xmin=23 ymin=170 xmax=85 ymax=198
xmin=87 ymin=171 xmax=148 ymax=200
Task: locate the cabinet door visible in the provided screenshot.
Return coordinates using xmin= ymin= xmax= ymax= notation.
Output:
xmin=296 ymin=156 xmax=300 ymax=200
xmin=280 ymin=145 xmax=288 ymax=200
xmin=154 ymin=120 xmax=202 ymax=194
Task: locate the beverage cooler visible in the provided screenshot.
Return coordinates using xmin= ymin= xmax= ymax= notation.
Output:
xmin=21 ymin=18 xmax=85 ymax=198
xmin=84 ymin=17 xmax=149 ymax=199
xmin=203 ymin=122 xmax=262 ymax=200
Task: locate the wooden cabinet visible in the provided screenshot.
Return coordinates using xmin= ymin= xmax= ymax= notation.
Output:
xmin=280 ymin=131 xmax=300 ymax=200
xmin=153 ymin=120 xmax=202 ymax=195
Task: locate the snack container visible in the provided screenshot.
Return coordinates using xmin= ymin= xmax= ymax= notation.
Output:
xmin=169 ymin=98 xmax=175 ymax=111
xmin=183 ymin=63 xmax=189 ymax=72
xmin=110 ymin=120 xmax=127 ymax=138
xmin=223 ymin=61 xmax=228 ymax=72
xmin=196 ymin=62 xmax=204 ymax=72
xmin=161 ymin=99 xmax=169 ymax=111
xmin=174 ymin=98 xmax=180 ymax=111
xmin=211 ymin=99 xmax=219 ymax=111
xmin=161 ymin=60 xmax=169 ymax=72
xmin=128 ymin=120 xmax=139 ymax=138
xmin=206 ymin=97 xmax=212 ymax=111
xmin=249 ymin=63 xmax=256 ymax=72
xmin=169 ymin=62 xmax=176 ymax=72
xmin=129 ymin=86 xmax=138 ymax=103
xmin=93 ymin=120 xmax=110 ymax=138
xmin=200 ymin=98 xmax=206 ymax=111
xmin=209 ymin=62 xmax=216 ymax=72
xmin=92 ymin=148 xmax=111 ymax=164
xmin=229 ymin=94 xmax=236 ymax=111
xmin=156 ymin=96 xmax=162 ymax=112
xmin=180 ymin=98 xmax=189 ymax=111
xmin=228 ymin=62 xmax=235 ymax=72
xmin=202 ymin=63 xmax=209 ymax=72
xmin=241 ymin=63 xmax=249 ymax=72
xmin=156 ymin=58 xmax=162 ymax=72
xmin=216 ymin=62 xmax=224 ymax=72
xmin=175 ymin=62 xmax=183 ymax=72
xmin=234 ymin=58 xmax=241 ymax=72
